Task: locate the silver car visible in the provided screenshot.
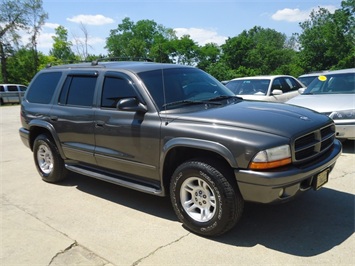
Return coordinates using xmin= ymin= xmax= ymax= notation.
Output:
xmin=298 ymin=71 xmax=329 ymax=87
xmin=225 ymin=75 xmax=305 ymax=102
xmin=287 ymin=68 xmax=355 ymax=141
xmin=0 ymin=84 xmax=27 ymax=105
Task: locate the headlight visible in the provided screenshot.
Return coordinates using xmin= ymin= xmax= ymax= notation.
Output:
xmin=249 ymin=145 xmax=291 ymax=170
xmin=329 ymin=109 xmax=355 ymax=120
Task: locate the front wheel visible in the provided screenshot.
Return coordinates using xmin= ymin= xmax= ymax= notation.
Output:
xmin=33 ymin=134 xmax=67 ymax=183
xmin=170 ymin=159 xmax=244 ymax=237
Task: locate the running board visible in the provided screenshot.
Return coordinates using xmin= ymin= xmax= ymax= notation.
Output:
xmin=65 ymin=164 xmax=163 ymax=196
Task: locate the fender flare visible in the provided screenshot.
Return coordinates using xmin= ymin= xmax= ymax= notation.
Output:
xmin=28 ymin=119 xmax=67 ymax=159
xmin=161 ymin=137 xmax=238 ymax=170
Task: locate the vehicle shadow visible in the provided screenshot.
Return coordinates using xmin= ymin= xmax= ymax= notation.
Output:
xmin=216 ymin=188 xmax=354 ymax=256
xmin=61 ymin=172 xmax=354 ymax=257
xmin=61 ymin=172 xmax=177 ymax=221
xmin=342 ymin=140 xmax=354 ymax=154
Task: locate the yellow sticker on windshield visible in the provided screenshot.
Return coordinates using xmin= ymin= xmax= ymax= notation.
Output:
xmin=318 ymin=75 xmax=327 ymax=81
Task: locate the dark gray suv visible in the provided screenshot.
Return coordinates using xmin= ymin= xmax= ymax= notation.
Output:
xmin=19 ymin=61 xmax=342 ymax=236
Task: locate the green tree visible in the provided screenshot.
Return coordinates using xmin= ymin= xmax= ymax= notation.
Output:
xmin=49 ymin=25 xmax=76 ymax=62
xmin=6 ymin=47 xmax=52 ymax=84
xmin=298 ymin=1 xmax=354 ymax=72
xmin=197 ymin=43 xmax=221 ymax=71
xmin=25 ymin=0 xmax=47 ymax=75
xmin=0 ymin=0 xmax=29 ymax=82
xmin=205 ymin=62 xmax=237 ymax=81
xmin=106 ymin=17 xmax=176 ymax=61
xmin=221 ymin=26 xmax=296 ymax=76
xmin=170 ymin=35 xmax=199 ymax=65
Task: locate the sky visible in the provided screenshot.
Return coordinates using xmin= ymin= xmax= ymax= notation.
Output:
xmin=31 ymin=0 xmax=341 ymax=55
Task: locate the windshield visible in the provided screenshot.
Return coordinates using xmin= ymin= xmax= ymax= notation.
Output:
xmin=298 ymin=76 xmax=316 ymax=87
xmin=303 ymin=72 xmax=355 ymax=95
xmin=225 ymin=79 xmax=270 ymax=95
xmin=138 ymin=67 xmax=235 ymax=110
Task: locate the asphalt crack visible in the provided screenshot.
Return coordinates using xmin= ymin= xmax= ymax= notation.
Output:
xmin=48 ymin=241 xmax=78 ymax=265
xmin=2 ymin=196 xmax=113 ymax=266
xmin=131 ymin=233 xmax=190 ymax=266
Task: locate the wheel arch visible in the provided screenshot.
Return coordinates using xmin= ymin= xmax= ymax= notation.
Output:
xmin=160 ymin=138 xmax=238 ymax=194
xmin=28 ymin=120 xmax=66 ymax=159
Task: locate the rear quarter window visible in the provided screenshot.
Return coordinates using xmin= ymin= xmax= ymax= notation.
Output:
xmin=26 ymin=72 xmax=62 ymax=104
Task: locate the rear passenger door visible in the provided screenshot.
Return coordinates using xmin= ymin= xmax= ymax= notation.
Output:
xmin=50 ymin=71 xmax=98 ymax=165
xmin=94 ymin=72 xmax=161 ymax=181
xmin=6 ymin=85 xmax=21 ymax=103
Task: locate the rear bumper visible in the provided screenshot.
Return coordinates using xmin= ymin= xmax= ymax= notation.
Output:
xmin=334 ymin=122 xmax=355 ymax=140
xmin=235 ymin=139 xmax=342 ymax=204
xmin=19 ymin=127 xmax=30 ymax=149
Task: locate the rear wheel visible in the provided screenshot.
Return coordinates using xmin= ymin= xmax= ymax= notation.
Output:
xmin=33 ymin=134 xmax=67 ymax=183
xmin=170 ymin=159 xmax=244 ymax=237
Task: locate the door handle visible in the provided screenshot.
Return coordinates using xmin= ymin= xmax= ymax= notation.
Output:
xmin=96 ymin=121 xmax=105 ymax=127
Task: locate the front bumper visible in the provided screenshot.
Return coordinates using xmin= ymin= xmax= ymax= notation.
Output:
xmin=235 ymin=139 xmax=342 ymax=204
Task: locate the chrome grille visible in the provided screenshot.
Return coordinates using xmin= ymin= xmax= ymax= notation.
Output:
xmin=293 ymin=124 xmax=336 ymax=164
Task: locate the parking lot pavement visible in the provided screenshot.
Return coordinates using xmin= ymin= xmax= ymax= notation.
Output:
xmin=1 ymin=105 xmax=354 ymax=265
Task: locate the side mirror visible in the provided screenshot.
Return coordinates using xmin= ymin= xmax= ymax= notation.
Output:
xmin=272 ymin=89 xmax=283 ymax=95
xmin=298 ymin=88 xmax=306 ymax=94
xmin=117 ymin=98 xmax=147 ymax=113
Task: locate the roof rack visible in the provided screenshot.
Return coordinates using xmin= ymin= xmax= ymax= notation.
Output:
xmin=91 ymin=57 xmax=153 ymax=66
xmin=44 ymin=57 xmax=153 ymax=68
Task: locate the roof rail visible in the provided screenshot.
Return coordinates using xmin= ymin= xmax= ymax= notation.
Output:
xmin=91 ymin=57 xmax=153 ymax=66
xmin=44 ymin=59 xmax=90 ymax=68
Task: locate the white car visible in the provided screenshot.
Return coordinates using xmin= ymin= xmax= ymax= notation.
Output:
xmin=287 ymin=68 xmax=355 ymax=141
xmin=0 ymin=84 xmax=27 ymax=105
xmin=225 ymin=75 xmax=305 ymax=102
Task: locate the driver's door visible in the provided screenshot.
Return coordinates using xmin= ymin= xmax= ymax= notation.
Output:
xmin=94 ymin=72 xmax=162 ymax=181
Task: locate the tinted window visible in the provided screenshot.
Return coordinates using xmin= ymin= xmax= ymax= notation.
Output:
xmin=101 ymin=77 xmax=137 ymax=108
xmin=226 ymin=80 xmax=269 ymax=95
xmin=139 ymin=68 xmax=233 ymax=110
xmin=305 ymin=73 xmax=355 ymax=94
xmin=298 ymin=76 xmax=316 ymax=86
xmin=26 ymin=72 xmax=62 ymax=104
xmin=59 ymin=76 xmax=96 ymax=107
xmin=0 ymin=86 xmax=4 ymax=92
xmin=7 ymin=86 xmax=18 ymax=91
xmin=271 ymin=78 xmax=283 ymax=91
xmin=284 ymin=77 xmax=302 ymax=92
xmin=19 ymin=86 xmax=27 ymax=91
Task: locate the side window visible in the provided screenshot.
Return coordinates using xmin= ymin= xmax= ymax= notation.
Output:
xmin=271 ymin=78 xmax=283 ymax=91
xmin=0 ymin=86 xmax=4 ymax=92
xmin=7 ymin=86 xmax=18 ymax=92
xmin=101 ymin=76 xmax=138 ymax=108
xmin=284 ymin=77 xmax=302 ymax=92
xmin=19 ymin=86 xmax=27 ymax=92
xmin=26 ymin=72 xmax=62 ymax=104
xmin=59 ymin=76 xmax=97 ymax=107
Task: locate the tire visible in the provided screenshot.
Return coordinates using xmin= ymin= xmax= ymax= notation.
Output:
xmin=170 ymin=159 xmax=244 ymax=237
xmin=33 ymin=134 xmax=67 ymax=183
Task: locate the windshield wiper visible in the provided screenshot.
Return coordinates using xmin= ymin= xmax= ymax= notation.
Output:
xmin=206 ymin=95 xmax=243 ymax=101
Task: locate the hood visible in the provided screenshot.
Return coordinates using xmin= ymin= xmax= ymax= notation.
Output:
xmin=167 ymin=101 xmax=332 ymax=138
xmin=286 ymin=94 xmax=355 ymax=113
